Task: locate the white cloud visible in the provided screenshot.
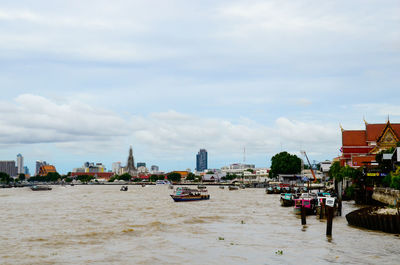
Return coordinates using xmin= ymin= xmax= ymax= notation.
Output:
xmin=0 ymin=94 xmax=129 ymax=146
xmin=0 ymin=95 xmax=341 ymax=160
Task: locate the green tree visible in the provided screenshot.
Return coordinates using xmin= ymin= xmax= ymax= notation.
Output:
xmin=149 ymin=174 xmax=159 ymax=182
xmin=18 ymin=173 xmax=26 ymax=181
xmin=167 ymin=172 xmax=181 ymax=182
xmin=118 ymin=173 xmax=132 ymax=181
xmin=269 ymin=152 xmax=301 ymax=178
xmin=76 ymin=174 xmax=94 ymax=183
xmin=186 ymin=173 xmax=195 ymax=181
xmin=0 ymin=172 xmax=11 ymax=184
xmin=158 ymin=175 xmax=165 ymax=181
xmin=65 ymin=177 xmax=73 ymax=183
xmin=47 ymin=172 xmax=61 ymax=182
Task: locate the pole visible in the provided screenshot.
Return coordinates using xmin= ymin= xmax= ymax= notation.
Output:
xmin=326 ymin=206 xmax=333 ymax=236
xmin=301 ymin=205 xmax=306 ymax=225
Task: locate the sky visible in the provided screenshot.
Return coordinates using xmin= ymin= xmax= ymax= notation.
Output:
xmin=0 ymin=0 xmax=399 ymax=174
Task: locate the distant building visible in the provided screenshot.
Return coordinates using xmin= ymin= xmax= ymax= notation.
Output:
xmin=0 ymin=161 xmax=18 ymax=177
xmin=125 ymin=146 xmax=137 ymax=175
xmin=16 ymin=154 xmax=24 ymax=174
xmin=112 ymin=162 xmax=122 ymax=174
xmin=73 ymin=162 xmax=106 ymax=173
xmin=38 ymin=165 xmax=57 ymax=176
xmin=196 ymin=149 xmax=208 ymax=172
xmin=137 ymin=162 xmax=146 ymax=168
xmin=340 ymin=119 xmax=400 ymax=167
xmin=71 ymin=172 xmax=115 ymax=181
xmin=150 ymin=165 xmax=159 ymax=173
xmin=24 ymin=166 xmax=30 ymax=175
xmin=36 ymin=161 xmax=47 ymax=175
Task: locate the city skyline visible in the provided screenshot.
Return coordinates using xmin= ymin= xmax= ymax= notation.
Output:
xmin=0 ymin=1 xmax=399 ymax=173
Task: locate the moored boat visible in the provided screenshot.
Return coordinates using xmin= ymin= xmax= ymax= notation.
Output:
xmin=280 ymin=193 xmax=295 ymax=207
xmin=293 ymin=196 xmax=317 ymax=215
xmin=266 ymin=187 xmax=274 ymax=194
xmin=170 ymin=187 xmax=210 ymax=202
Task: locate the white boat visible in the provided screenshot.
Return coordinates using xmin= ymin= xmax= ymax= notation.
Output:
xmin=156 ymin=180 xmax=171 ymax=185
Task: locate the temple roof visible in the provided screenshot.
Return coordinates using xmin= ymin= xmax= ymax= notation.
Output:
xmin=342 ymin=122 xmax=400 ymax=146
xmin=342 ymin=130 xmax=367 ymax=146
xmin=366 ymin=123 xmax=400 ymax=142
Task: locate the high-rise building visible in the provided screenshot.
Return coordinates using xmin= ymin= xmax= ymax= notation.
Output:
xmin=151 ymin=165 xmax=159 ymax=173
xmin=24 ymin=166 xmax=30 ymax=175
xmin=0 ymin=161 xmax=18 ymax=177
xmin=35 ymin=160 xmax=47 ymax=175
xmin=16 ymin=154 xmax=24 ymax=174
xmin=196 ymin=149 xmax=208 ymax=172
xmin=137 ymin=162 xmax=146 ymax=168
xmin=112 ymin=162 xmax=122 ymax=173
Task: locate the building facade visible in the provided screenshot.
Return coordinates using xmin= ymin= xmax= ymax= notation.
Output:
xmin=0 ymin=161 xmax=18 ymax=177
xmin=36 ymin=160 xmax=47 ymax=175
xmin=137 ymin=162 xmax=146 ymax=168
xmin=73 ymin=162 xmax=106 ymax=173
xmin=112 ymin=162 xmax=122 ymax=174
xmin=196 ymin=149 xmax=208 ymax=172
xmin=340 ymin=120 xmax=400 ymax=167
xmin=16 ymin=154 xmax=24 ymax=174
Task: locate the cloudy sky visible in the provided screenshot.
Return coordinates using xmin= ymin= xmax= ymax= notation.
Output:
xmin=1 ymin=0 xmax=399 ymax=174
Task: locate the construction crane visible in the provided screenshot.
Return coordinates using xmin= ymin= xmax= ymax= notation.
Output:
xmin=300 ymin=150 xmax=317 ymax=183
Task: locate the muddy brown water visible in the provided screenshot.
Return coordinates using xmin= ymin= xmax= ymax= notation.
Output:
xmin=1 ymin=185 xmax=399 ymax=264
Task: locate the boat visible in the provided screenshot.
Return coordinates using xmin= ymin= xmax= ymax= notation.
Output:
xmin=219 ymin=186 xmax=225 ymax=189
xmin=266 ymin=187 xmax=274 ymax=194
xmin=120 ymin=186 xmax=128 ymax=191
xmin=280 ymin=193 xmax=295 ymax=207
xmin=170 ymin=187 xmax=210 ymax=202
xmin=169 ymin=184 xmax=174 ymax=189
xmin=31 ymin=185 xmax=52 ymax=191
xmin=141 ymin=184 xmax=146 ymax=187
xmin=156 ymin=180 xmax=171 ymax=185
xmin=228 ymin=185 xmax=239 ymax=190
xmin=274 ymin=186 xmax=282 ymax=194
xmin=239 ymin=184 xmax=245 ymax=189
xmin=293 ymin=194 xmax=317 ymax=215
xmin=197 ymin=184 xmax=207 ymax=190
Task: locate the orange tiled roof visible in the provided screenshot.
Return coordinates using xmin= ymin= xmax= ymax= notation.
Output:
xmin=342 ymin=130 xmax=367 ymax=146
xmin=42 ymin=165 xmax=56 ymax=172
xmin=366 ymin=123 xmax=400 ymax=141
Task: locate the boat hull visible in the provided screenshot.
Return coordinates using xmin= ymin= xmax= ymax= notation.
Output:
xmin=170 ymin=195 xmax=210 ymax=202
xmin=280 ymin=199 xmax=294 ymax=207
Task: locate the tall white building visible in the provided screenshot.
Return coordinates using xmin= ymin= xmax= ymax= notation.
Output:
xmin=16 ymin=154 xmax=24 ymax=174
xmin=112 ymin=162 xmax=122 ymax=174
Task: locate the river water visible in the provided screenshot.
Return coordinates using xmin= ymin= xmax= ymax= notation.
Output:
xmin=0 ymin=185 xmax=399 ymax=264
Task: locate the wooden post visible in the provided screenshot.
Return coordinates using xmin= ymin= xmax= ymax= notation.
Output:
xmin=338 ymin=199 xmax=342 ymax=216
xmin=301 ymin=205 xmax=306 ymax=225
xmin=326 ymin=206 xmax=334 ymax=236
xmin=319 ymin=201 xmax=324 ymax=219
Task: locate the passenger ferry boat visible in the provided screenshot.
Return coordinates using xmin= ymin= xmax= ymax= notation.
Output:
xmin=30 ymin=185 xmax=52 ymax=191
xmin=170 ymin=187 xmax=210 ymax=202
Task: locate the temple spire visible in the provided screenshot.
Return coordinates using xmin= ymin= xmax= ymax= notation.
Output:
xmin=363 ymin=116 xmax=368 ymax=125
xmin=339 ymin=123 xmax=344 ymax=132
xmin=126 ymin=145 xmax=136 ymax=175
